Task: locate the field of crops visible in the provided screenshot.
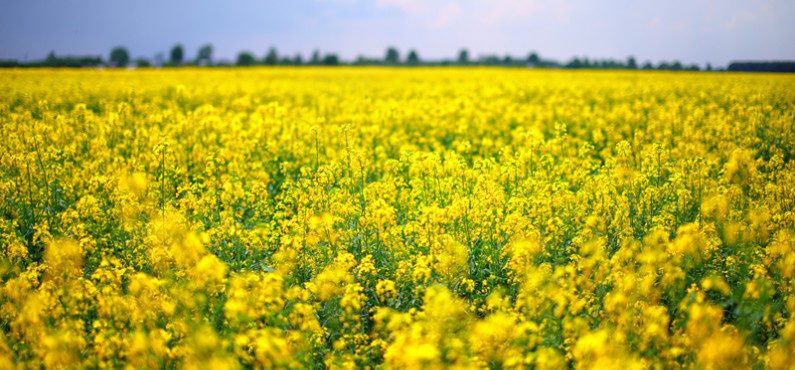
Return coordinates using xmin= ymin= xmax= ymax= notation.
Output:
xmin=1 ymin=68 xmax=794 ymax=368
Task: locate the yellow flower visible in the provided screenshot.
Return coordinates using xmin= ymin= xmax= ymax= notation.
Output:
xmin=376 ymin=279 xmax=397 ymax=302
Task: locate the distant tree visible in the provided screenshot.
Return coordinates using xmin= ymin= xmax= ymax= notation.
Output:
xmin=566 ymin=57 xmax=583 ymax=69
xmin=642 ymin=61 xmax=654 ymax=70
xmin=170 ymin=44 xmax=184 ymax=65
xmin=385 ymin=47 xmax=400 ymax=65
xmin=527 ymin=52 xmax=540 ymax=66
xmin=196 ymin=44 xmax=213 ymax=66
xmin=46 ymin=51 xmax=57 ymax=66
xmin=37 ymin=51 xmax=102 ymax=68
xmin=480 ymin=55 xmax=501 ymax=66
xmin=134 ymin=57 xmax=151 ymax=68
xmin=671 ymin=60 xmax=683 ymax=70
xmin=293 ymin=53 xmax=304 ymax=65
xmin=354 ymin=56 xmax=380 ymax=65
xmin=322 ymin=53 xmax=339 ymax=65
xmin=264 ymin=47 xmax=278 ymax=65
xmin=706 ymin=63 xmax=712 ymax=71
xmin=0 ymin=60 xmax=21 ymax=67
xmin=458 ymin=49 xmax=470 ymax=65
xmin=310 ymin=50 xmax=321 ymax=65
xmin=407 ymin=49 xmax=420 ymax=65
xmin=236 ymin=51 xmax=256 ymax=66
xmin=627 ymin=56 xmax=637 ymax=69
xmin=591 ymin=58 xmax=623 ymax=69
xmin=109 ymin=47 xmax=130 ymax=67
xmin=727 ymin=61 xmax=795 ymax=72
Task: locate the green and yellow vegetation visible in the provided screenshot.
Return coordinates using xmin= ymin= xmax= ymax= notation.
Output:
xmin=1 ymin=68 xmax=794 ymax=368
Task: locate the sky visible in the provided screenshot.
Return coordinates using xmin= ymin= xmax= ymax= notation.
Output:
xmin=1 ymin=0 xmax=793 ymax=67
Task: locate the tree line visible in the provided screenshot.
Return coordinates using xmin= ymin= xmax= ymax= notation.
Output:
xmin=727 ymin=61 xmax=795 ymax=73
xmin=1 ymin=43 xmax=792 ymax=72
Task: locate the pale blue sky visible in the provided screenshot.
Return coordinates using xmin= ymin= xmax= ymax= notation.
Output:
xmin=1 ymin=0 xmax=793 ymax=67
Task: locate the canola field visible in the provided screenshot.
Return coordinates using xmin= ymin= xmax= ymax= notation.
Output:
xmin=1 ymin=68 xmax=794 ymax=369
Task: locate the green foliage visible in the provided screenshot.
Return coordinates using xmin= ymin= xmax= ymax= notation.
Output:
xmin=109 ymin=47 xmax=130 ymax=68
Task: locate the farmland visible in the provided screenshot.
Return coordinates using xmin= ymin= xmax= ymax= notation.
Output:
xmin=1 ymin=68 xmax=794 ymax=368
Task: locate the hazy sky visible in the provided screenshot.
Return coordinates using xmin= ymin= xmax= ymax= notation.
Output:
xmin=1 ymin=0 xmax=793 ymax=67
